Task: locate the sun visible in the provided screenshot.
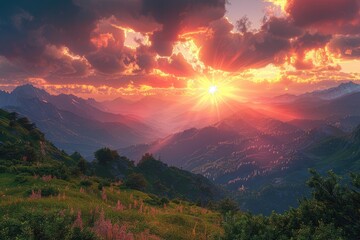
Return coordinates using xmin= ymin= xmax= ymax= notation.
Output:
xmin=186 ymin=74 xmax=243 ymax=118
xmin=208 ymin=85 xmax=218 ymax=95
xmin=193 ymin=78 xmax=237 ymax=107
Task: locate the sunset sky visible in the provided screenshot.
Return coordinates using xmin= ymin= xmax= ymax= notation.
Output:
xmin=0 ymin=0 xmax=359 ymax=100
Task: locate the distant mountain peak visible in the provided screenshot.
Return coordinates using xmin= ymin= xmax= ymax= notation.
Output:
xmin=302 ymin=81 xmax=360 ymax=100
xmin=12 ymin=84 xmax=49 ymax=100
xmin=338 ymin=81 xmax=358 ymax=88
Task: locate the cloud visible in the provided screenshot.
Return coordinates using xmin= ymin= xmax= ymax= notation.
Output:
xmin=157 ymin=53 xmax=196 ymax=77
xmin=290 ymin=32 xmax=332 ymax=70
xmin=0 ymin=0 xmax=96 ymax=77
xmin=286 ymin=0 xmax=360 ymax=34
xmin=329 ymin=35 xmax=360 ymax=58
xmin=143 ymin=0 xmax=226 ymax=56
xmin=195 ymin=18 xmax=290 ymax=71
xmin=261 ymin=17 xmax=303 ymax=39
xmin=0 ymin=0 xmax=359 ymax=95
xmin=134 ymin=45 xmax=158 ymax=74
xmin=0 ymin=0 xmax=225 ymax=81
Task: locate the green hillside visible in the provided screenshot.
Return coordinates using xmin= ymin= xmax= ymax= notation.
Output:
xmin=306 ymin=126 xmax=360 ymax=172
xmin=0 ymin=109 xmax=223 ymax=239
xmin=91 ymin=151 xmax=224 ymax=204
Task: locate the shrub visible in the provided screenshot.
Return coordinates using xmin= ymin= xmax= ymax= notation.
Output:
xmin=0 ymin=166 xmax=8 ymax=173
xmin=124 ymin=173 xmax=147 ymax=191
xmin=160 ymin=197 xmax=169 ymax=204
xmin=14 ymin=175 xmax=29 ymax=184
xmin=25 ymin=186 xmax=59 ymax=197
xmin=80 ymin=180 xmax=93 ymax=187
xmin=217 ymin=198 xmax=239 ymax=216
xmin=144 ymin=194 xmax=162 ymax=206
xmin=0 ymin=216 xmax=32 ymax=239
xmin=94 ymin=148 xmax=120 ymax=165
xmin=0 ymin=212 xmax=98 ymax=240
xmin=98 ymin=180 xmax=111 ymax=190
xmin=172 ymin=198 xmax=181 ymax=204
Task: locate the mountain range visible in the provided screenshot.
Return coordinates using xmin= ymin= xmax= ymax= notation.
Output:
xmin=119 ymin=81 xmax=360 ymax=213
xmin=1 ymin=81 xmax=360 ymax=214
xmin=0 ymin=85 xmax=160 ymax=157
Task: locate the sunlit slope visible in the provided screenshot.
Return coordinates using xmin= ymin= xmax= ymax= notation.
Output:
xmin=0 ymin=108 xmax=223 ymax=239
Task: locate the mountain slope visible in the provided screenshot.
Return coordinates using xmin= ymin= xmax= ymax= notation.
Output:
xmin=0 ymin=85 xmax=159 ymax=156
xmin=0 ymin=109 xmax=224 ymax=239
xmin=121 ymin=110 xmax=306 ymax=190
xmin=235 ymin=124 xmax=360 ymax=214
xmin=301 ymin=81 xmax=360 ymax=100
xmin=92 ymin=152 xmax=224 ymax=203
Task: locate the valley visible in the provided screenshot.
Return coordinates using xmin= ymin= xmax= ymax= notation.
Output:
xmin=2 ymin=82 xmax=360 ymax=214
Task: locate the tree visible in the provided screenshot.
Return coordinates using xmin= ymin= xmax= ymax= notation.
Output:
xmin=125 ymin=173 xmax=147 ymax=191
xmin=94 ymin=148 xmax=120 ymax=165
xmin=24 ymin=145 xmax=38 ymax=163
xmin=218 ymin=198 xmax=239 ymax=216
xmin=78 ymin=158 xmax=87 ymax=174
xmin=71 ymin=151 xmax=82 ymax=161
xmin=306 ymin=169 xmax=360 ymax=238
xmin=138 ymin=153 xmax=156 ymax=164
xmin=71 ymin=151 xmax=88 ymax=174
xmin=30 ymin=129 xmax=45 ymax=141
xmin=223 ymin=170 xmax=360 ymax=240
xmin=8 ymin=112 xmax=18 ymax=128
xmin=8 ymin=112 xmax=18 ymax=121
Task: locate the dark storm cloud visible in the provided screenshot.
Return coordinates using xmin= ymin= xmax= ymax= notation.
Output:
xmin=143 ymin=0 xmax=226 ymax=56
xmin=0 ymin=0 xmax=96 ymax=77
xmin=261 ymin=17 xmax=302 ymax=39
xmin=286 ymin=0 xmax=360 ymax=34
xmin=76 ymin=0 xmax=161 ymax=33
xmin=329 ymin=35 xmax=360 ymax=58
xmin=0 ymin=0 xmax=359 ymax=87
xmin=293 ymin=32 xmax=331 ymax=50
xmin=196 ymin=18 xmax=290 ymax=71
xmin=157 ymin=53 xmax=196 ymax=77
xmin=134 ymin=45 xmax=157 ymax=74
xmin=0 ymin=1 xmax=97 ymax=55
xmin=0 ymin=0 xmax=226 ymax=80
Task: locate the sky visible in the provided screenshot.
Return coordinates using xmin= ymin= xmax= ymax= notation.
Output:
xmin=0 ymin=0 xmax=359 ymax=100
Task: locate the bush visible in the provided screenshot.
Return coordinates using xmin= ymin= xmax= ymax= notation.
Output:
xmin=14 ymin=174 xmax=29 ymax=184
xmin=25 ymin=186 xmax=59 ymax=197
xmin=97 ymin=180 xmax=111 ymax=190
xmin=124 ymin=173 xmax=147 ymax=191
xmin=223 ymin=170 xmax=360 ymax=240
xmin=30 ymin=129 xmax=45 ymax=141
xmin=41 ymin=186 xmax=59 ymax=197
xmin=217 ymin=198 xmax=239 ymax=216
xmin=94 ymin=148 xmax=120 ymax=165
xmin=0 ymin=216 xmax=32 ymax=239
xmin=0 ymin=166 xmax=7 ymax=173
xmin=172 ymin=198 xmax=181 ymax=204
xmin=161 ymin=197 xmax=169 ymax=204
xmin=0 ymin=212 xmax=98 ymax=240
xmin=80 ymin=180 xmax=93 ymax=187
xmin=144 ymin=194 xmax=162 ymax=206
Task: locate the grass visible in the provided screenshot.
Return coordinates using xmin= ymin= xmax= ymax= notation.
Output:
xmin=0 ymin=109 xmax=224 ymax=239
xmin=0 ymin=173 xmax=223 ymax=239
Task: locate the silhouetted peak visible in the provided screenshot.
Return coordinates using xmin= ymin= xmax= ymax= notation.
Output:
xmin=12 ymin=84 xmax=49 ymax=100
xmin=338 ymin=81 xmax=358 ymax=88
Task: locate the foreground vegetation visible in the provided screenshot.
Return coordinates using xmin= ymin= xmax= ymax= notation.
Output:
xmin=223 ymin=170 xmax=360 ymax=240
xmin=0 ymin=173 xmax=223 ymax=239
xmin=0 ymin=109 xmax=223 ymax=239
